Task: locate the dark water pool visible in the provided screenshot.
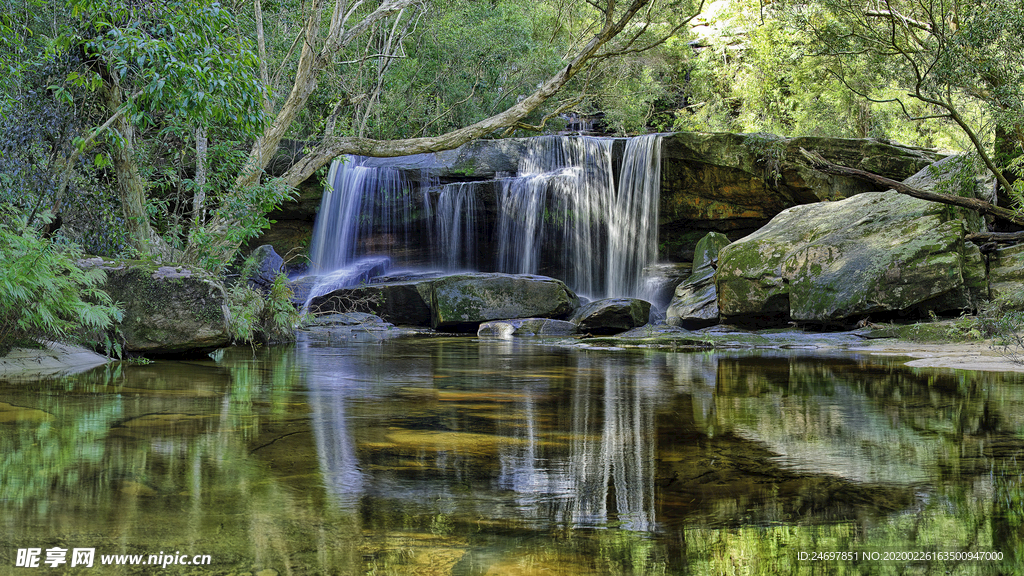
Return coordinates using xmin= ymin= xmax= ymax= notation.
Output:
xmin=2 ymin=336 xmax=1024 ymax=574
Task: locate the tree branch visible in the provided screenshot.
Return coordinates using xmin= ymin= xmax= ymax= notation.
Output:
xmin=279 ymin=0 xmax=683 ymax=187
xmin=799 ymin=148 xmax=1024 ymax=227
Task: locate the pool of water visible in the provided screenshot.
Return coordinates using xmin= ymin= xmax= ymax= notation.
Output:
xmin=2 ymin=336 xmax=1024 ymax=574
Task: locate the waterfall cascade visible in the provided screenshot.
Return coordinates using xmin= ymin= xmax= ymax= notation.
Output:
xmin=306 ymin=134 xmax=663 ymax=300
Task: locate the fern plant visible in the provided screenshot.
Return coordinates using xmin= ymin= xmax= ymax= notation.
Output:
xmin=0 ymin=211 xmax=122 ymax=354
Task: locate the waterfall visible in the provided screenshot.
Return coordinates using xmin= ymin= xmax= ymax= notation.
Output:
xmin=432 ymin=181 xmax=482 ymax=271
xmin=306 ymin=134 xmax=663 ymax=299
xmin=495 ymin=134 xmax=662 ymax=298
xmin=307 ymin=156 xmax=413 ymax=274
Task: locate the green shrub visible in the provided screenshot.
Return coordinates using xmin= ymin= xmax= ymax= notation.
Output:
xmin=0 ymin=211 xmax=122 ymax=354
xmin=225 ymin=257 xmax=302 ymax=345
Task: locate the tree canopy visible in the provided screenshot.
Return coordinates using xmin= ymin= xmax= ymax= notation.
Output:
xmin=0 ymin=0 xmax=1021 ymax=272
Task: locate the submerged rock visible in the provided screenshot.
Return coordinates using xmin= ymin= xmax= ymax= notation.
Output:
xmin=716 ymin=189 xmax=986 ymax=326
xmin=477 ymin=318 xmax=578 ymax=338
xmin=667 ymin=232 xmax=731 ymax=328
xmin=88 ymin=259 xmax=231 ymax=356
xmin=570 ymin=298 xmax=652 ymax=335
xmin=431 ymin=273 xmax=579 ymax=331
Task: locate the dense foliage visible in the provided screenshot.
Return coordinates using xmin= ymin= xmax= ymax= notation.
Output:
xmin=0 ymin=210 xmax=120 ymax=353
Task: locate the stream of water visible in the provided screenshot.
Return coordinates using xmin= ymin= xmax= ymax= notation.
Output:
xmin=3 ymin=338 xmax=1024 ymax=574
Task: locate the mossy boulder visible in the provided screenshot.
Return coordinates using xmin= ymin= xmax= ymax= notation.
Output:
xmin=658 ymin=133 xmax=942 ymax=250
xmin=716 ymin=190 xmax=986 ymax=326
xmin=90 ymin=259 xmax=231 ymax=355
xmin=431 ymin=273 xmax=579 ymax=332
xmin=570 ymin=298 xmax=652 ymax=335
xmin=988 ymin=243 xmax=1024 ymax=306
xmin=666 ymin=232 xmax=731 ymax=328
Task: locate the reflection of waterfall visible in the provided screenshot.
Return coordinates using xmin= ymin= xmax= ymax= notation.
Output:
xmin=310 ymin=387 xmax=364 ymax=509
xmin=302 ymin=341 xmax=366 ymax=510
xmin=305 ymin=135 xmax=663 ymax=299
xmin=497 ymin=357 xmax=658 ymax=532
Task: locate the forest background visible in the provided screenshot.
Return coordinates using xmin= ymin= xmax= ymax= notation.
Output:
xmin=1 ymin=0 xmax=1022 ymax=350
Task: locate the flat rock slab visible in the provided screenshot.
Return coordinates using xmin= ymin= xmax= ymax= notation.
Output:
xmin=0 ymin=341 xmax=108 ymax=380
xmin=477 ymin=318 xmax=578 ymax=338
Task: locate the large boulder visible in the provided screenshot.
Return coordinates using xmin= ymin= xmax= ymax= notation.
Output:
xmin=657 ymin=133 xmax=942 ymax=257
xmin=666 ymin=232 xmax=731 ymax=328
xmin=431 ymin=273 xmax=579 ymax=331
xmin=88 ymin=259 xmax=231 ymax=355
xmin=570 ymin=298 xmax=652 ymax=335
xmin=716 ymin=189 xmax=986 ymax=326
xmin=988 ymin=243 xmax=1024 ymax=306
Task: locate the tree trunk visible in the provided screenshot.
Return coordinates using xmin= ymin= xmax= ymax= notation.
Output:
xmin=101 ymin=82 xmax=174 ymax=258
xmin=193 ymin=125 xmax=208 ymax=221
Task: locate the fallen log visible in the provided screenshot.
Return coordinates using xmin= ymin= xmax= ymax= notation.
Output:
xmin=799 ymin=148 xmax=1024 ymax=228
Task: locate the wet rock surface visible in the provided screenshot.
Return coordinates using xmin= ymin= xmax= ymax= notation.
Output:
xmin=569 ymin=298 xmax=652 ymax=335
xmin=477 ymin=318 xmax=578 ymax=338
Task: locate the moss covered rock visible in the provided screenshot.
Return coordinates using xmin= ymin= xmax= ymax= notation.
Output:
xmin=91 ymin=259 xmax=231 ymax=355
xmin=431 ymin=273 xmax=578 ymax=331
xmin=666 ymin=231 xmax=731 ymax=328
xmin=716 ymin=190 xmax=985 ymax=326
xmin=658 ymin=133 xmax=942 ymax=251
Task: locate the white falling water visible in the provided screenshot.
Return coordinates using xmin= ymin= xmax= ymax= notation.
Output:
xmin=306 ymin=135 xmax=663 ymax=299
xmin=433 ymin=181 xmax=482 ymax=271
xmin=495 ymin=134 xmax=662 ymax=298
xmin=307 ymin=156 xmax=410 ymax=274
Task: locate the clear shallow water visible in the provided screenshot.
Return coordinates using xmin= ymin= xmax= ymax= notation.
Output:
xmin=2 ymin=337 xmax=1024 ymax=575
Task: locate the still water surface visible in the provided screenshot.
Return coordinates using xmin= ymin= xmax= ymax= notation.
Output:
xmin=2 ymin=336 xmax=1024 ymax=574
